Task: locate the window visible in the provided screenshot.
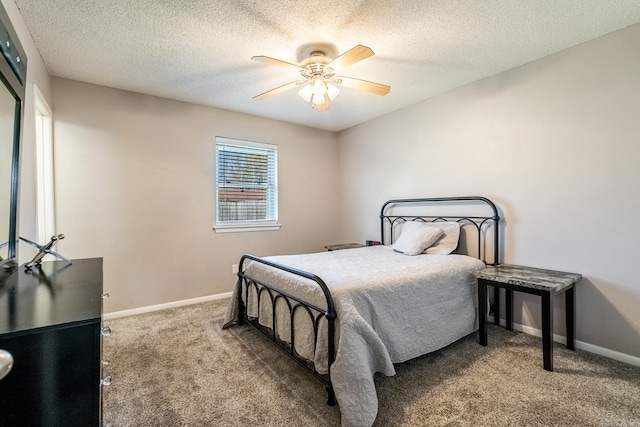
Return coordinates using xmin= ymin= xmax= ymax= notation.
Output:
xmin=214 ymin=137 xmax=279 ymax=232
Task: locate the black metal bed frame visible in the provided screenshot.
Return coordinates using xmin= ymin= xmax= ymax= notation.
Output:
xmin=380 ymin=196 xmax=500 ymax=264
xmin=232 ymin=196 xmax=500 ymax=406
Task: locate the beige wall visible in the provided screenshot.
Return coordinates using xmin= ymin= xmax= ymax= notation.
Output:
xmin=1 ymin=0 xmax=53 ymax=261
xmin=51 ymin=78 xmax=338 ymax=313
xmin=337 ymin=23 xmax=640 ymax=358
xmin=6 ymin=0 xmax=639 ymax=360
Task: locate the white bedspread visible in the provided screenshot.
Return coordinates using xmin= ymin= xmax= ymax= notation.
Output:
xmin=224 ymin=246 xmax=485 ymax=427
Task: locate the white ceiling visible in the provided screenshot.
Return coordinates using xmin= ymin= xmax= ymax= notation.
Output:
xmin=14 ymin=0 xmax=640 ymax=132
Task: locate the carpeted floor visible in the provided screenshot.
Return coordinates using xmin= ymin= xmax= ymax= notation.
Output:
xmin=103 ymin=298 xmax=640 ymax=426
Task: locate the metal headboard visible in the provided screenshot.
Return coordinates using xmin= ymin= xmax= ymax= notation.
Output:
xmin=380 ymin=196 xmax=500 ymax=265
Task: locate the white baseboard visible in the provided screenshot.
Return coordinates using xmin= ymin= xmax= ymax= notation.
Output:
xmin=488 ymin=315 xmax=640 ymax=367
xmin=105 ymin=301 xmax=639 ymax=367
xmin=104 ymin=292 xmax=233 ymax=321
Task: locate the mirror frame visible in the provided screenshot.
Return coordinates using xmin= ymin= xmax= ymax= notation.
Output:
xmin=0 ymin=4 xmax=27 ymax=272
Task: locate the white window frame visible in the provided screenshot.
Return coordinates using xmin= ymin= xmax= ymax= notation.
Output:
xmin=213 ymin=137 xmax=280 ymax=233
xmin=33 ymin=84 xmax=55 ymax=244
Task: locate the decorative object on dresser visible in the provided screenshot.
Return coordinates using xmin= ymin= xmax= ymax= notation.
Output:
xmin=0 ymin=258 xmax=107 ymax=426
xmin=474 ymin=264 xmax=581 ymax=371
xmin=20 ymin=234 xmax=72 ymax=270
xmin=224 ymin=196 xmax=500 ymax=427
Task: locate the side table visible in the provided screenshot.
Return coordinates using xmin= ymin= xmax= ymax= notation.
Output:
xmin=474 ymin=264 xmax=581 ymax=371
xmin=324 ymin=243 xmax=366 ymax=251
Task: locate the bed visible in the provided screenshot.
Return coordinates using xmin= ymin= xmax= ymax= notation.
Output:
xmin=223 ymin=196 xmax=500 ymax=427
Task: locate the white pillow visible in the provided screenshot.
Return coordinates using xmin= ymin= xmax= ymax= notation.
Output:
xmin=393 ymin=221 xmax=444 ymax=256
xmin=423 ymin=222 xmax=461 ymax=255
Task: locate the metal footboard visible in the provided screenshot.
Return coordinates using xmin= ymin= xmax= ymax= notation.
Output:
xmin=235 ymin=254 xmax=337 ymax=405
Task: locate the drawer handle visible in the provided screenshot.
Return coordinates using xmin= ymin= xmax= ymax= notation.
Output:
xmin=101 ymin=326 xmax=112 ymax=337
xmin=0 ymin=350 xmax=13 ymax=381
xmin=100 ymin=375 xmax=112 ymax=387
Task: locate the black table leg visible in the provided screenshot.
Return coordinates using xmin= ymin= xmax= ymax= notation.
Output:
xmin=493 ymin=285 xmax=500 ymax=326
xmin=541 ymin=291 xmax=554 ymax=371
xmin=505 ymin=289 xmax=513 ymax=331
xmin=478 ymin=279 xmax=488 ymax=346
xmin=566 ymin=286 xmax=575 ymax=351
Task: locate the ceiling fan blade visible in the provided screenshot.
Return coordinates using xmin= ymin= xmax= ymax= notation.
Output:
xmin=253 ymin=81 xmax=303 ymax=100
xmin=335 ymin=76 xmax=390 ymax=96
xmin=328 ymin=45 xmax=374 ymax=70
xmin=251 ymin=55 xmax=303 ymax=70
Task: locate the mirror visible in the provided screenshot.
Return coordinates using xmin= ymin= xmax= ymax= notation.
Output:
xmin=0 ymin=4 xmax=27 ymax=272
xmin=0 ymin=82 xmax=16 ymax=263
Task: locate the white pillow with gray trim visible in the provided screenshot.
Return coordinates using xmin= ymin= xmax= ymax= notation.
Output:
xmin=423 ymin=222 xmax=461 ymax=255
xmin=393 ymin=221 xmax=444 ymax=256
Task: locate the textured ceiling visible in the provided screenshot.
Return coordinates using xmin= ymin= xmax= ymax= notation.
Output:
xmin=14 ymin=0 xmax=640 ymax=132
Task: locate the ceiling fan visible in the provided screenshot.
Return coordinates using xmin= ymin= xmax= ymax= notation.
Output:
xmin=252 ymin=44 xmax=390 ymax=112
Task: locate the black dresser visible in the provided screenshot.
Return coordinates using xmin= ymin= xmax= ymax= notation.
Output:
xmin=0 ymin=258 xmax=106 ymax=426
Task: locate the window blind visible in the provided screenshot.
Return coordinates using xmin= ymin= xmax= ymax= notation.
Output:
xmin=215 ymin=138 xmax=278 ymax=225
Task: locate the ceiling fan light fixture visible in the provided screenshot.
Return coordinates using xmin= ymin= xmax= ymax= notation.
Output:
xmin=311 ymin=93 xmax=326 ymax=105
xmin=298 ymin=84 xmax=313 ymax=102
xmin=312 ymin=94 xmax=330 ymax=112
xmin=326 ymin=83 xmax=340 ymax=101
xmin=253 ymin=44 xmax=390 ymax=112
xmin=299 ymin=76 xmax=337 ymax=109
xmin=311 ymin=75 xmax=326 ymax=98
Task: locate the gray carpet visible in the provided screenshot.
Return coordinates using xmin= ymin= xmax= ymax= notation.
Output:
xmin=103 ymin=298 xmax=640 ymax=426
